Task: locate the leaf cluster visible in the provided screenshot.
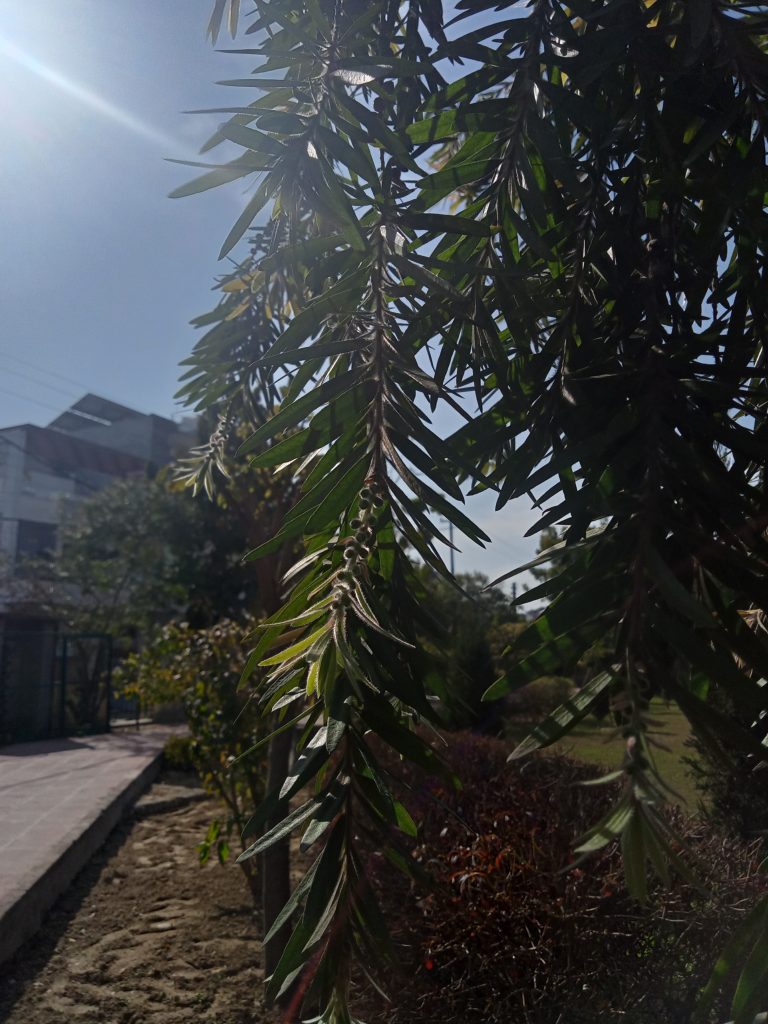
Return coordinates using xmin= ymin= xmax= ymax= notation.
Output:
xmin=178 ymin=0 xmax=768 ymax=1018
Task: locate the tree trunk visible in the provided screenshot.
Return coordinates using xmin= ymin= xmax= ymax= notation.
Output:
xmin=240 ymin=859 xmax=261 ymax=905
xmin=248 ymin=520 xmax=298 ymax=988
xmin=261 ymin=727 xmax=293 ymax=982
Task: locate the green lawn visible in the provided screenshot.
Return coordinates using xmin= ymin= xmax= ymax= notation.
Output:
xmin=506 ymin=699 xmax=703 ymax=811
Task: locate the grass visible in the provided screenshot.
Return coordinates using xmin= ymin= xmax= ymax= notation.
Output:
xmin=506 ymin=699 xmax=703 ymax=811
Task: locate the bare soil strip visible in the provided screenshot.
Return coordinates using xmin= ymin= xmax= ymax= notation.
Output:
xmin=0 ymin=795 xmax=272 ymax=1024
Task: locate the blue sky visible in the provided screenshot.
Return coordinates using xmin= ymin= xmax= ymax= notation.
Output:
xmin=0 ymin=0 xmax=538 ymax=582
xmin=0 ymin=0 xmax=250 ymax=427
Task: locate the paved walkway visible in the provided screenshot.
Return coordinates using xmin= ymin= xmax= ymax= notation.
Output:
xmin=0 ymin=728 xmax=174 ymax=965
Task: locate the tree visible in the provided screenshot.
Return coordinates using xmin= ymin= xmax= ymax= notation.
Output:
xmin=528 ymin=526 xmax=561 ymax=584
xmin=413 ymin=568 xmax=517 ymax=728
xmin=176 ymin=2 xmax=768 ymax=1020
xmin=13 ymin=478 xmax=205 ymax=639
xmin=176 ymin=234 xmax=308 ymax=979
xmin=15 ymin=474 xmax=271 ymax=639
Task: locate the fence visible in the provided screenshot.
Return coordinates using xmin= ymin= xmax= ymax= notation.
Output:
xmin=0 ymin=630 xmax=113 ymax=745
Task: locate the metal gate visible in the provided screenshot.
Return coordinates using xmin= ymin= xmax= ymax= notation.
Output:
xmin=0 ymin=630 xmax=113 ymax=745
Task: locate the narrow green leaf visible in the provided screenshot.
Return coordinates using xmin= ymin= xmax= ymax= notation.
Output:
xmin=393 ymin=801 xmax=418 ymax=837
xmin=238 ymin=371 xmax=360 ymax=454
xmin=260 ymin=624 xmax=329 ymax=667
xmin=207 ymin=0 xmax=227 ymax=43
xmin=621 ymin=811 xmax=648 ymax=901
xmin=405 ymin=212 xmax=489 ymax=237
xmin=732 ymin=903 xmax=768 ymax=1023
xmin=575 ymin=793 xmax=635 ymax=854
xmin=305 ymin=453 xmax=368 ymax=532
xmin=256 ymin=271 xmax=368 ymax=366
xmin=697 ymin=895 xmax=768 ymax=1017
xmin=217 ymin=122 xmax=288 ymax=158
xmin=231 ymin=705 xmax=313 ymax=766
xmin=645 ymin=546 xmax=717 ymax=630
xmin=263 ymin=853 xmax=320 ymax=945
xmin=219 ymin=171 xmax=281 ymax=258
xmin=237 ymin=797 xmax=320 ymax=861
xmin=168 ymin=154 xmax=270 ymax=198
xmin=508 ymin=671 xmax=616 ymax=759
xmin=228 ymin=0 xmax=240 ymax=37
xmin=303 ymin=871 xmax=346 ymax=950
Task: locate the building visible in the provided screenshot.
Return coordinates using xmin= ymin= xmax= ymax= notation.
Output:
xmin=47 ymin=393 xmax=191 ymax=469
xmin=0 ymin=394 xmax=194 ymax=576
xmin=0 ymin=395 xmax=195 ymax=742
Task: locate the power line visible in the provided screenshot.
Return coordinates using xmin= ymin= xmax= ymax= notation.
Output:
xmin=0 ymin=361 xmax=152 ymax=422
xmin=0 ymin=348 xmax=93 ymax=392
xmin=0 ymin=387 xmax=66 ymax=417
xmin=0 ymin=350 xmax=170 ymax=421
xmin=0 ymin=366 xmax=80 ymax=401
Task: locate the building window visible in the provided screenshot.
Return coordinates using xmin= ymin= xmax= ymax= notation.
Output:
xmin=16 ymin=520 xmax=58 ymax=561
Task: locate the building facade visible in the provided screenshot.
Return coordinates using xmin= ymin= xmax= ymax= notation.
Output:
xmin=0 ymin=394 xmax=194 ymax=577
xmin=0 ymin=395 xmax=195 ymax=742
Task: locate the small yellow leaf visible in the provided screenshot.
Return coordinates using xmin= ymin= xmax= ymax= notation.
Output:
xmin=222 ymin=276 xmax=251 ymax=293
xmin=307 ymin=657 xmax=321 ymax=696
xmin=225 ymin=298 xmax=251 ymax=321
xmin=260 ymin=625 xmax=329 ymax=667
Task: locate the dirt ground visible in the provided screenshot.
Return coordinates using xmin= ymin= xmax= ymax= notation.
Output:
xmin=1 ymin=748 xmax=758 ymax=1024
xmin=0 ymin=790 xmax=274 ymax=1024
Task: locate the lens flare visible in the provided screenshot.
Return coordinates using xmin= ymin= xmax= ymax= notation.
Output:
xmin=0 ymin=32 xmax=176 ymax=150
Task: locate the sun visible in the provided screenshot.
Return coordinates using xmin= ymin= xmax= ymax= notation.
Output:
xmin=0 ymin=25 xmax=174 ymax=151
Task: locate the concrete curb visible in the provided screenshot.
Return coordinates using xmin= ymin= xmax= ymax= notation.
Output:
xmin=0 ymin=745 xmax=163 ymax=966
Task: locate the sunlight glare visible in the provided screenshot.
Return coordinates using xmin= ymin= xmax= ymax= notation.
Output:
xmin=0 ymin=32 xmax=176 ymax=150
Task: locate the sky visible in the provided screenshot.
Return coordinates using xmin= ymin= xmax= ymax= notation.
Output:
xmin=0 ymin=0 xmax=539 ymax=584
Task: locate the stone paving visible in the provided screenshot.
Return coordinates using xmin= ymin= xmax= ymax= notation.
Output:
xmin=0 ymin=727 xmax=174 ymax=965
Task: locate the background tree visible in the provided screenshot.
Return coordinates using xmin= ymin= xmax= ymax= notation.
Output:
xmin=16 ymin=471 xmax=272 ymax=640
xmin=14 ymin=477 xmax=215 ymax=639
xmin=178 ymin=413 xmax=300 ymax=617
xmin=177 ymin=1 xmax=768 ymax=1020
xmin=528 ymin=526 xmax=562 ymax=586
xmin=414 ymin=568 xmax=518 ymax=728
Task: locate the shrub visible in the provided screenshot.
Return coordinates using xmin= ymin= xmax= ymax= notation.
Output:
xmin=684 ymin=685 xmax=768 ymax=844
xmin=487 ymin=620 xmax=527 ymax=679
xmin=505 ymin=675 xmax=575 ymax=718
xmin=115 ymin=618 xmax=268 ymax=895
xmin=363 ymin=733 xmax=767 ymax=1024
xmin=163 ymin=733 xmax=195 ymax=773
